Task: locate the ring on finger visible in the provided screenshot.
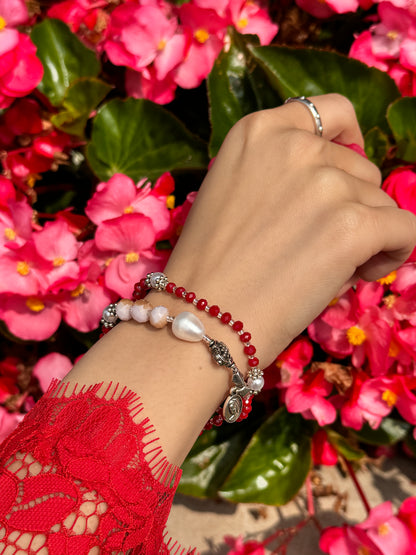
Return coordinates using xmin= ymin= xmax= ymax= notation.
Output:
xmin=284 ymin=96 xmax=323 ymax=137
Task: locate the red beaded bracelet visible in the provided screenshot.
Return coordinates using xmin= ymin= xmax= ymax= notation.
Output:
xmin=131 ymin=272 xmax=264 ymax=429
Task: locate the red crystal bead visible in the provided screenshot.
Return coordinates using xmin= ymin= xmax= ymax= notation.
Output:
xmin=240 ymin=332 xmax=251 ymax=343
xmin=185 ymin=292 xmax=196 ymax=303
xmin=248 ymin=357 xmax=259 ymax=367
xmin=134 ymin=283 xmax=142 ymax=292
xmin=139 ymin=278 xmax=147 ymax=288
xmin=101 ymin=326 xmax=111 ymax=334
xmin=220 ymin=312 xmax=232 ymax=324
xmin=166 ymin=282 xmax=176 ymax=293
xmin=244 ymin=344 xmax=256 ymax=355
xmin=196 ymin=299 xmax=208 ymax=310
xmin=213 ymin=414 xmax=223 ymax=426
xmin=209 ymin=305 xmax=220 ymax=317
xmin=175 ymin=286 xmax=186 ymax=298
xmin=232 ymin=320 xmax=244 ymax=331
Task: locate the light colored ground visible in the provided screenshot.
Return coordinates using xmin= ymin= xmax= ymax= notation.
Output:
xmin=167 ymin=455 xmax=416 ymax=554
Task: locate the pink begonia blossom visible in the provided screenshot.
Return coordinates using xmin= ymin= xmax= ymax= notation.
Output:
xmin=339 ymin=370 xmax=376 ymax=429
xmin=33 ymin=220 xmax=80 ymax=291
xmin=311 ymin=429 xmax=338 ymax=466
xmin=0 ymin=0 xmax=29 ymax=28
xmin=47 ymin=0 xmax=110 ymax=44
xmin=0 ymin=406 xmax=24 ymax=444
xmin=224 ymin=535 xmax=265 ymax=555
xmin=0 ymin=33 xmax=44 ymax=109
xmin=32 ymin=352 xmax=73 ymax=393
xmin=0 ymin=199 xmax=33 ymax=251
xmin=398 ymin=497 xmax=416 ymax=550
xmin=296 ymin=0 xmax=359 ymax=19
xmin=0 ymin=376 xmax=18 ymax=403
xmin=0 ymin=293 xmax=62 ymax=340
xmin=284 ymin=368 xmax=336 ymax=426
xmin=0 ymin=241 xmax=51 ymax=296
xmin=0 ymin=177 xmax=15 ymax=207
xmin=4 ymin=98 xmax=43 ymax=136
xmin=105 ymin=3 xmax=188 ymax=78
xmin=175 ymin=3 xmax=226 ymax=89
xmin=126 ymin=65 xmax=178 ymax=104
xmin=86 ymin=172 xmax=174 ymax=240
xmin=94 ymin=213 xmax=166 ymax=298
xmin=266 ymin=336 xmax=313 ymax=389
xmin=61 ymin=277 xmax=116 ymax=333
xmin=228 ymin=0 xmax=278 ymax=45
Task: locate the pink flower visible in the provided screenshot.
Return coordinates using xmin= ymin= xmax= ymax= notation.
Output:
xmin=3 ymin=97 xmax=43 ymax=135
xmin=94 ymin=213 xmax=164 ymax=298
xmin=0 ymin=241 xmax=51 ymax=296
xmin=0 ymin=198 xmax=33 ymax=251
xmin=266 ymin=336 xmax=313 ymax=389
xmin=0 ymin=33 xmax=44 ymax=109
xmin=0 ymin=0 xmax=29 ymax=28
xmin=320 ymin=524 xmax=383 ymax=554
xmin=398 ymin=497 xmax=416 ymax=550
xmin=33 ymin=220 xmax=80 ymax=291
xmin=228 ymin=0 xmax=278 ymax=45
xmin=311 ymin=429 xmax=338 ymax=466
xmin=86 ymin=172 xmax=174 ymax=240
xmin=126 ymin=65 xmax=178 ymax=104
xmin=0 ymin=293 xmax=62 ymax=340
xmin=174 ymin=3 xmax=226 ymax=89
xmin=284 ymin=368 xmax=336 ymax=426
xmin=296 ymin=0 xmax=359 ymax=18
xmin=104 ymin=3 xmax=188 ymax=78
xmin=224 ymin=535 xmax=265 ymax=555
xmin=32 ymin=352 xmax=73 ymax=393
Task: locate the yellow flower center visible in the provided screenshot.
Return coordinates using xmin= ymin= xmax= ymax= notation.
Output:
xmin=346 ymin=326 xmax=366 ymax=346
xmin=377 ymin=270 xmax=397 ymax=285
xmin=328 ymin=296 xmax=339 ymax=307
xmin=238 ymin=17 xmax=248 ymax=28
xmin=53 ymin=256 xmax=65 ymax=267
xmin=71 ymin=284 xmax=85 ymax=297
xmin=383 ymin=294 xmax=396 ymax=309
xmin=26 ymin=297 xmax=45 ymax=312
xmin=105 ymin=257 xmax=113 ymax=267
xmin=17 ymin=261 xmax=30 ymax=276
xmin=4 ymin=227 xmax=16 ymax=241
xmin=166 ymin=195 xmax=175 ymax=209
xmin=382 ymin=389 xmax=398 ymax=407
xmin=26 ymin=174 xmax=39 ymax=188
xmin=0 ymin=17 xmax=6 ymax=31
xmin=194 ymin=28 xmax=210 ymax=44
xmin=378 ymin=523 xmax=390 ymax=536
xmin=358 ymin=547 xmax=370 ymax=555
xmin=157 ymin=38 xmax=167 ymax=51
xmin=124 ymin=205 xmax=134 ymax=214
xmin=125 ymin=252 xmax=139 ymax=263
xmin=388 ymin=339 xmax=400 ymax=358
xmin=387 ymin=30 xmax=399 ymax=40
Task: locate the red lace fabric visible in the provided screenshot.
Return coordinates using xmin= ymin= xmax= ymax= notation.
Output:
xmin=0 ymin=380 xmax=196 ymax=554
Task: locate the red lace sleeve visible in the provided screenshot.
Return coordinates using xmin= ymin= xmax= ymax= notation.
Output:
xmin=0 ymin=380 xmax=196 ymax=554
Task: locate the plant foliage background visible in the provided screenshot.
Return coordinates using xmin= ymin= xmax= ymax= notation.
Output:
xmin=1 ymin=0 xmax=416 ymax=552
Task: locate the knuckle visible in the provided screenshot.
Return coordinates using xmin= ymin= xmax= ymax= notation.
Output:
xmin=328 ymin=93 xmax=356 ymax=116
xmin=331 ymin=203 xmax=368 ymax=250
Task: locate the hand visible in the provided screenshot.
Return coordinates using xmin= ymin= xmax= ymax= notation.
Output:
xmin=162 ymin=93 xmax=416 ymax=367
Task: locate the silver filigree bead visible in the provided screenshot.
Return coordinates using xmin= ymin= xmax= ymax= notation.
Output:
xmin=208 ymin=340 xmax=234 ymax=367
xmin=248 ymin=368 xmax=263 ymax=380
xmin=145 ymin=272 xmax=168 ymax=291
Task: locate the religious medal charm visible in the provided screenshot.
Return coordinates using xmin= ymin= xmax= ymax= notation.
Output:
xmin=223 ymin=393 xmax=243 ymax=423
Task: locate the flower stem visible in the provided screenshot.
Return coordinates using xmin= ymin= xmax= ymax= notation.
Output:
xmin=343 ymin=457 xmax=371 ymax=515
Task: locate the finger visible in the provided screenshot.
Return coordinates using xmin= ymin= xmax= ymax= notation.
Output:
xmin=329 ymin=141 xmax=381 ymax=186
xmin=356 ymin=206 xmax=416 ymax=281
xmin=282 ymin=93 xmax=364 ymax=148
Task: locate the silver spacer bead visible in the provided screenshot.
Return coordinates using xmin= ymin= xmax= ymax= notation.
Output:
xmin=100 ymin=303 xmax=118 ymax=328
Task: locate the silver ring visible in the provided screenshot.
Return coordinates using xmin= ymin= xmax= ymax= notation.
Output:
xmin=284 ymin=96 xmax=323 ymax=137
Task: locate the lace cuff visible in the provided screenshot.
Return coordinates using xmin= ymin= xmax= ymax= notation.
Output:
xmin=0 ymin=379 xmax=196 ymax=554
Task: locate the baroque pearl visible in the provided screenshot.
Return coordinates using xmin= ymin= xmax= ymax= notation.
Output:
xmin=247 ymin=376 xmax=264 ymax=391
xmin=172 ymin=311 xmax=205 ymax=342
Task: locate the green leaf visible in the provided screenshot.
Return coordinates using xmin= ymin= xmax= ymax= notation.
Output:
xmin=31 ymin=19 xmax=100 ymax=106
xmin=364 ymin=127 xmax=390 ymax=167
xmin=51 ymin=78 xmax=112 ymax=136
xmin=178 ymin=421 xmax=256 ymax=498
xmin=326 ymin=429 xmax=365 ymax=461
xmin=219 ymin=409 xmax=313 ymax=505
xmin=387 ymin=97 xmax=416 ymax=162
xmin=86 ymin=98 xmax=209 ymax=182
xmin=353 ymin=417 xmax=411 ymax=446
xmin=249 ymin=46 xmax=400 ymax=134
xmin=208 ymin=30 xmax=280 ymax=157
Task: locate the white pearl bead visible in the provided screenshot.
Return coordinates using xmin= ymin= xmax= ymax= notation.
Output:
xmin=116 ymin=299 xmax=133 ymax=321
xmin=131 ymin=300 xmax=152 ymax=323
xmin=172 ymin=312 xmax=205 ymax=342
xmin=248 ymin=376 xmax=264 ymax=391
xmin=149 ymin=306 xmax=169 ymax=328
